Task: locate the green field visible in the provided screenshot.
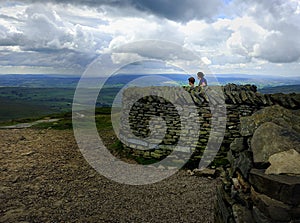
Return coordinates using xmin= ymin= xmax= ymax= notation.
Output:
xmin=0 ymin=87 xmax=120 ymax=122
xmin=0 ymin=87 xmax=73 ymax=122
xmin=0 ymin=97 xmax=52 ymax=122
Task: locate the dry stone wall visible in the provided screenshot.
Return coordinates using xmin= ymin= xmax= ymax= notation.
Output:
xmin=215 ymin=105 xmax=300 ymax=223
xmin=119 ymin=84 xmax=300 ymax=168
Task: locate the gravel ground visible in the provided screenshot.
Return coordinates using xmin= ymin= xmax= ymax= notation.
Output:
xmin=0 ymin=129 xmax=220 ymax=223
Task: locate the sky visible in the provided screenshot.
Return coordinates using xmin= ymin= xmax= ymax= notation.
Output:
xmin=0 ymin=0 xmax=300 ymax=76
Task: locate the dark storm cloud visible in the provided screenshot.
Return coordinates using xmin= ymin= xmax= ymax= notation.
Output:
xmin=20 ymin=0 xmax=224 ymax=21
xmin=131 ymin=0 xmax=223 ymax=21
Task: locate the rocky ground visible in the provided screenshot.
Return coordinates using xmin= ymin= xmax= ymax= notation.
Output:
xmin=0 ymin=128 xmax=220 ymax=223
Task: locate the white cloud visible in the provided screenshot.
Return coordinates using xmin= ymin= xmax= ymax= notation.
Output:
xmin=111 ymin=52 xmax=144 ymax=65
xmin=224 ymin=0 xmax=300 ymax=64
xmin=181 ymin=19 xmax=232 ymax=47
xmin=201 ymin=57 xmax=212 ymax=65
xmin=226 ymin=17 xmax=268 ymax=57
xmin=0 ymin=0 xmax=299 ymax=76
xmin=20 ymin=4 xmax=100 ymax=53
xmin=98 ymin=16 xmax=184 ymax=51
xmin=0 ymin=3 xmax=112 ymax=73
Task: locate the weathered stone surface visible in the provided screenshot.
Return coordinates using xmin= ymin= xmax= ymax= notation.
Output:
xmin=249 ymin=169 xmax=300 ymax=206
xmin=230 ymin=137 xmax=247 ymax=153
xmin=252 ymin=206 xmax=273 ymax=223
xmin=265 ymin=149 xmax=300 ymax=175
xmin=240 ymin=105 xmax=300 ymax=136
xmin=291 ymin=205 xmax=300 ymax=219
xmin=232 ymin=204 xmax=253 ymax=223
xmin=270 ymin=93 xmax=300 ymax=109
xmin=237 ymin=171 xmax=250 ymax=193
xmin=210 ymin=99 xmax=300 ymax=223
xmin=232 ymin=150 xmax=253 ymax=179
xmin=251 ymin=187 xmax=292 ymax=222
xmin=291 ymin=94 xmax=300 ymax=107
xmin=251 ymin=122 xmax=300 ymax=163
xmin=215 ymin=185 xmax=234 ymax=223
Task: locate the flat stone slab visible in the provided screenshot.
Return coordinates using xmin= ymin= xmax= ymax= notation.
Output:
xmin=251 ymin=187 xmax=294 ymax=222
xmin=249 ymin=169 xmax=300 ymax=206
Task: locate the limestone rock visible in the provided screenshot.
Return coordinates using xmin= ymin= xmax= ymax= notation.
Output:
xmin=265 ymin=149 xmax=300 ymax=175
xmin=251 ymin=122 xmax=300 ymax=163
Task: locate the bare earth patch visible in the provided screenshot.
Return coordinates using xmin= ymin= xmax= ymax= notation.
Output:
xmin=0 ymin=129 xmax=219 ymax=223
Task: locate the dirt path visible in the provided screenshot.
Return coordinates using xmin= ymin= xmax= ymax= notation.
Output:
xmin=0 ymin=119 xmax=60 ymax=129
xmin=0 ymin=129 xmax=220 ymax=223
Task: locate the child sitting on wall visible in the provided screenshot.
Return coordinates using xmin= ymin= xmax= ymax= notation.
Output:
xmin=188 ymin=77 xmax=195 ymax=89
xmin=197 ymin=72 xmax=207 ymax=87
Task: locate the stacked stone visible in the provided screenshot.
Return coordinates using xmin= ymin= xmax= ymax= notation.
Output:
xmin=119 ymin=86 xmax=202 ymax=165
xmin=186 ymin=85 xmax=261 ymax=167
xmin=190 ymin=104 xmax=211 ymax=161
xmin=122 ymin=94 xmax=181 ymax=159
xmin=223 ymin=84 xmax=300 ymax=109
xmin=119 ymin=84 xmax=300 ymax=168
xmin=215 ymin=105 xmax=300 ymax=223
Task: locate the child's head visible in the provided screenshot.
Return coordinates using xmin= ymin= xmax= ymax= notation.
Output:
xmin=188 ymin=77 xmax=195 ymax=86
xmin=197 ymin=72 xmax=204 ymax=79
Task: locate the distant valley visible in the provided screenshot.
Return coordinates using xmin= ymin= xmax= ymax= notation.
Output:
xmin=0 ymin=74 xmax=299 ymax=122
xmin=1 ymin=73 xmax=300 ymax=89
